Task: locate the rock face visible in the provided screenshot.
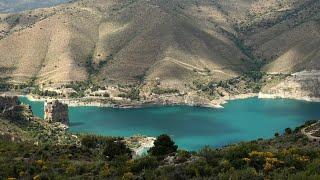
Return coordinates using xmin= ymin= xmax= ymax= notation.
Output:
xmin=44 ymin=100 xmax=69 ymax=125
xmin=0 ymin=96 xmax=20 ymax=113
xmin=260 ymin=70 xmax=320 ymax=101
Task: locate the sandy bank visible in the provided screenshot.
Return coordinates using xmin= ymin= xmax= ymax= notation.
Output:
xmin=4 ymin=91 xmax=320 ymax=109
xmin=258 ymin=93 xmax=320 ymax=102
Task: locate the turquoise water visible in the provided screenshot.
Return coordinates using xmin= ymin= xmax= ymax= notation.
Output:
xmin=19 ymin=97 xmax=320 ymax=150
xmin=20 ymin=97 xmax=44 ymax=118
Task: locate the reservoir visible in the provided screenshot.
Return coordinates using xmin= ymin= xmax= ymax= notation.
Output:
xmin=19 ymin=97 xmax=320 ymax=150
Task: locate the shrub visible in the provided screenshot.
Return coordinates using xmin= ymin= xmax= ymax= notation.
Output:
xmin=66 ymin=164 xmax=77 ymax=176
xmin=81 ymin=135 xmax=99 ymax=149
xmin=131 ymin=156 xmax=158 ymax=173
xmin=223 ymin=143 xmax=259 ymax=169
xmin=245 ymin=71 xmax=264 ymax=81
xmin=148 ymin=134 xmax=178 ymax=157
xmin=103 ymin=139 xmax=132 ymax=161
xmin=221 ymin=167 xmax=260 ymax=180
xmin=127 ymin=88 xmax=140 ymax=100
xmin=100 ymin=163 xmax=110 ymax=177
xmin=151 ymin=87 xmax=179 ymax=95
xmin=285 ymin=128 xmax=292 ymax=135
xmin=305 ymin=159 xmax=320 ymax=175
xmin=185 ymin=159 xmax=213 ymax=177
xmin=198 ymin=146 xmax=220 ymax=166
xmin=117 ymin=88 xmax=140 ymax=100
xmin=122 ymin=172 xmax=134 ymax=180
xmin=176 ymin=150 xmax=191 ymax=163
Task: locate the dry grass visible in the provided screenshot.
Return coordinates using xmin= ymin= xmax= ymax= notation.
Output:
xmin=0 ymin=0 xmax=319 ymax=89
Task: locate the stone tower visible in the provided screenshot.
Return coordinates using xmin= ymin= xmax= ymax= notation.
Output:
xmin=44 ymin=100 xmax=69 ymax=125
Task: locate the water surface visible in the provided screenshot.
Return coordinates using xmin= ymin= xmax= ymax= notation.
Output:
xmin=19 ymin=97 xmax=320 ymax=150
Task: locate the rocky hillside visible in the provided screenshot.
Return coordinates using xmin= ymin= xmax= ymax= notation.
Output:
xmin=0 ymin=0 xmax=319 ymax=94
xmin=0 ymin=96 xmax=78 ymax=145
xmin=260 ymin=70 xmax=320 ymax=100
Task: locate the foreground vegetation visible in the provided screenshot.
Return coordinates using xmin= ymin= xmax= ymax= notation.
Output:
xmin=1 ymin=117 xmax=320 ymax=179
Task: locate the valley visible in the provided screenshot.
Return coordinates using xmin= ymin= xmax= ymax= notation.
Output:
xmin=0 ymin=1 xmax=320 ymax=179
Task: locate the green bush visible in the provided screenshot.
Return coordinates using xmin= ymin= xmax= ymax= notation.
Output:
xmin=176 ymin=150 xmax=191 ymax=163
xmin=103 ymin=139 xmax=132 ymax=161
xmin=127 ymin=88 xmax=140 ymax=100
xmin=185 ymin=159 xmax=213 ymax=177
xmin=245 ymin=71 xmax=265 ymax=81
xmin=219 ymin=168 xmax=260 ymax=180
xmin=131 ymin=156 xmax=158 ymax=173
xmin=223 ymin=143 xmax=259 ymax=169
xmin=285 ymin=128 xmax=292 ymax=135
xmin=81 ymin=135 xmax=100 ymax=149
xmin=151 ymin=87 xmax=179 ymax=95
xmin=148 ymin=134 xmax=178 ymax=157
xmin=198 ymin=146 xmax=220 ymax=166
xmin=117 ymin=88 xmax=140 ymax=100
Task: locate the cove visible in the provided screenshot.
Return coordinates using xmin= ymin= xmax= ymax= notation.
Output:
xmin=19 ymin=97 xmax=320 ymax=151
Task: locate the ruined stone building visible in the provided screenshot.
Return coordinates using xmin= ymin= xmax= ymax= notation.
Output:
xmin=44 ymin=100 xmax=69 ymax=125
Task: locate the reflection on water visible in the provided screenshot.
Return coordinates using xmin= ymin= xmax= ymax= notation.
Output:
xmin=69 ymin=122 xmax=85 ymax=127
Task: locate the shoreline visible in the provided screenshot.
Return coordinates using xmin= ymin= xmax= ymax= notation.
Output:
xmin=258 ymin=93 xmax=320 ymax=103
xmin=17 ymin=93 xmax=259 ymax=109
xmin=3 ymin=92 xmax=320 ymax=109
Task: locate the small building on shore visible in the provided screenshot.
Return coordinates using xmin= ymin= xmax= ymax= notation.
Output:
xmin=44 ymin=100 xmax=69 ymax=125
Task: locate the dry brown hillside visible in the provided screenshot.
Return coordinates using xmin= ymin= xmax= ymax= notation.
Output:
xmin=0 ymin=0 xmax=319 ymax=89
xmin=237 ymin=0 xmax=320 ymax=73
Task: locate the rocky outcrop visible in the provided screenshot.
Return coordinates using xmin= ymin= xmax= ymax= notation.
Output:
xmin=124 ymin=136 xmax=156 ymax=158
xmin=0 ymin=95 xmax=32 ymax=120
xmin=44 ymin=100 xmax=69 ymax=125
xmin=260 ymin=70 xmax=320 ymax=101
xmin=0 ymin=96 xmax=20 ymax=113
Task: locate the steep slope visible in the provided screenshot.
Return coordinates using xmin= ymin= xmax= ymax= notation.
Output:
xmin=237 ymin=0 xmax=320 ymax=73
xmin=0 ymin=0 xmax=319 ymax=93
xmin=0 ymin=2 xmax=102 ymax=85
xmin=96 ymin=0 xmax=254 ymax=86
xmin=0 ymin=0 xmax=255 ymax=88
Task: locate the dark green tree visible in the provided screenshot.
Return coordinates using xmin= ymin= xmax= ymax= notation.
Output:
xmin=285 ymin=128 xmax=292 ymax=135
xmin=148 ymin=134 xmax=178 ymax=157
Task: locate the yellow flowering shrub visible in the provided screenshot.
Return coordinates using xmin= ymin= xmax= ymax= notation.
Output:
xmin=246 ymin=151 xmax=284 ymax=173
xmin=100 ymin=163 xmax=110 ymax=177
xmin=66 ymin=164 xmax=77 ymax=176
xmin=249 ymin=151 xmax=274 ymax=158
xmin=19 ymin=171 xmax=27 ymax=177
xmin=35 ymin=160 xmax=44 ymax=167
xmin=33 ymin=175 xmax=40 ymax=180
xmin=122 ymin=172 xmax=134 ymax=180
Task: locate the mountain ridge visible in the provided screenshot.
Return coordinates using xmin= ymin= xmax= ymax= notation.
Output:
xmin=0 ymin=0 xmax=319 ymax=92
